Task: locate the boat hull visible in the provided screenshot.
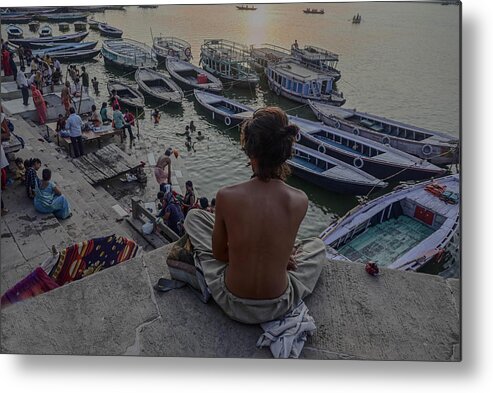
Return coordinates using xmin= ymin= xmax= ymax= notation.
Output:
xmin=166 ymin=58 xmax=223 ymax=93
xmin=309 ymin=102 xmax=459 ymax=166
xmin=10 ymin=31 xmax=89 ymax=49
xmin=50 ymin=49 xmax=100 ymax=62
xmin=288 ymin=162 xmax=381 ymax=195
xmin=135 ymin=68 xmax=184 ymax=104
xmin=107 ymin=80 xmax=145 ymax=109
xmin=298 ymin=132 xmax=445 ymax=181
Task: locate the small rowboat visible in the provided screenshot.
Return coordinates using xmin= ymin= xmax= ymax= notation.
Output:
xmin=46 ymin=48 xmax=100 ymax=62
xmin=39 ymin=25 xmax=53 ymax=38
xmin=43 ymin=12 xmax=89 ymax=23
xmin=0 ymin=15 xmax=31 ymax=23
xmin=308 ymin=101 xmax=460 ymax=166
xmin=320 ymin=175 xmax=459 ymax=272
xmin=289 ymin=116 xmax=447 ymax=181
xmin=31 ymin=41 xmax=98 ymax=55
xmin=166 ymin=57 xmax=223 ymax=93
xmin=135 ymin=67 xmax=184 ymax=104
xmin=74 ymin=21 xmax=87 ymax=31
xmin=303 ymin=8 xmax=325 ymax=14
xmin=58 ymin=22 xmax=70 ymax=32
xmin=288 ymin=144 xmax=387 ymax=195
xmin=98 ymin=23 xmax=123 ymax=38
xmin=193 ymin=89 xmax=254 ymax=127
xmin=153 ymin=36 xmax=192 ymax=62
xmin=106 ymin=80 xmax=145 ymax=109
xmin=101 ymin=38 xmax=157 ymax=70
xmin=6 ymin=25 xmax=23 ymax=39
xmin=10 ymin=31 xmax=89 ymax=49
xmin=236 ymin=5 xmax=257 ymax=10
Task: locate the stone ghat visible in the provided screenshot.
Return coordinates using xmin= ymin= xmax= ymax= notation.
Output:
xmin=0 ymin=245 xmax=460 ymax=360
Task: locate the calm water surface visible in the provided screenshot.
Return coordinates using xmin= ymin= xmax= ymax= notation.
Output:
xmin=1 ymin=2 xmax=460 ymax=240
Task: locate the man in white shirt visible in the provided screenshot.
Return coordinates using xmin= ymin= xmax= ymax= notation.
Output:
xmin=16 ymin=66 xmax=29 ymax=106
xmin=65 ymin=107 xmax=84 ymax=157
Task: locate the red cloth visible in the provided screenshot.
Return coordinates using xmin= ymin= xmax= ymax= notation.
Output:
xmin=1 ymin=168 xmax=7 ymax=190
xmin=1 ymin=267 xmax=60 ymax=308
xmin=31 ymin=85 xmax=47 ymax=125
xmin=1 ymin=50 xmax=12 ymax=76
xmin=124 ymin=112 xmax=135 ymax=126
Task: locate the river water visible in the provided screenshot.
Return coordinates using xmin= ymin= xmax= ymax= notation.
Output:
xmin=1 ymin=2 xmax=460 ymax=269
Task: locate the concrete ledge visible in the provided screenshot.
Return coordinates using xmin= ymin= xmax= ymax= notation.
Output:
xmin=1 ymin=243 xmax=460 ymax=360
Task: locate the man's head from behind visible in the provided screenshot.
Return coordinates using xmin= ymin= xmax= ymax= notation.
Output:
xmin=240 ymin=106 xmax=299 ymax=181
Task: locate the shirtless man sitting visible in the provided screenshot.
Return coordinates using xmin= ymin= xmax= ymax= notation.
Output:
xmin=183 ymin=106 xmax=326 ymax=324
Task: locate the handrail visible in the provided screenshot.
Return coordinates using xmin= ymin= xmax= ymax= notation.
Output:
xmin=131 ymin=197 xmax=179 ymax=243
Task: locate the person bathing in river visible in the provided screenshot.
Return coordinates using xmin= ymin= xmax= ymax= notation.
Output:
xmin=151 ymin=108 xmax=161 ymax=125
xmin=176 ymin=125 xmax=190 ymax=137
xmin=154 ymin=148 xmax=172 ymax=193
xmin=189 ymin=120 xmax=196 ymax=133
xmin=182 ymin=106 xmax=326 ymax=324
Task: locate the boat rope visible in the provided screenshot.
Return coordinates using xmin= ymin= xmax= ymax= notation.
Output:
xmin=363 ymin=145 xmax=460 ymax=198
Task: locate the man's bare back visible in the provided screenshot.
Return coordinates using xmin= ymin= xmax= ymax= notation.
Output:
xmin=212 ymin=177 xmax=308 ymax=300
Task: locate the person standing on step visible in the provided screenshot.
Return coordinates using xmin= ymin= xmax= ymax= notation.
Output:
xmin=113 ymin=105 xmax=135 ymax=140
xmin=17 ymin=45 xmax=25 ymax=68
xmin=80 ymin=66 xmax=89 ymax=95
xmin=154 ymin=148 xmax=172 ymax=193
xmin=65 ymin=107 xmax=84 ymax=157
xmin=31 ymin=84 xmax=47 ymax=125
xmin=25 ymin=158 xmax=41 ymax=199
xmin=61 ymin=81 xmax=72 ymax=117
xmin=17 ymin=66 xmax=30 ymax=106
xmin=9 ymin=53 xmax=18 ymax=82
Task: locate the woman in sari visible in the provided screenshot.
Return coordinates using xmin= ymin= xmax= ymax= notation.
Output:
xmin=31 ymin=85 xmax=47 ymax=125
xmin=61 ymin=81 xmax=72 ymax=116
xmin=1 ymin=49 xmax=12 ymax=76
xmin=34 ymin=168 xmax=71 ymax=220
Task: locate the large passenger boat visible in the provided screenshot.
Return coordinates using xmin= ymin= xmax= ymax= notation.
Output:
xmin=101 ymin=38 xmax=157 ymax=70
xmin=200 ymin=39 xmax=259 ymax=87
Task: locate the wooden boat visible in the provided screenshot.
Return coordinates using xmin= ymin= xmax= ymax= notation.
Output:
xmin=166 ymin=58 xmax=223 ymax=93
xmin=290 ymin=116 xmax=446 ymax=181
xmin=31 ymin=41 xmax=98 ymax=55
xmin=6 ymin=25 xmax=23 ymax=39
xmin=28 ymin=21 xmax=40 ymax=31
xmin=10 ymin=31 xmax=89 ymax=49
xmin=98 ymin=23 xmax=123 ymax=38
xmin=135 ymin=67 xmax=184 ymax=104
xmin=0 ymin=15 xmax=31 ymax=23
xmin=74 ymin=21 xmax=87 ymax=31
xmin=153 ymin=36 xmax=192 ymax=62
xmin=303 ymin=8 xmax=325 ymax=14
xmin=101 ymin=39 xmax=157 ymax=70
xmin=88 ymin=18 xmax=102 ymax=30
xmin=193 ymin=89 xmax=254 ymax=126
xmin=250 ymin=43 xmax=290 ymax=71
xmin=289 ymin=144 xmax=387 ymax=195
xmin=39 ymin=25 xmax=52 ymax=38
xmin=138 ymin=5 xmax=159 ymax=8
xmin=308 ymin=101 xmax=460 ymax=166
xmin=291 ymin=44 xmax=341 ymax=81
xmin=200 ymin=39 xmax=259 ymax=87
xmin=236 ymin=5 xmax=257 ymax=10
xmin=43 ymin=12 xmax=89 ymax=23
xmin=106 ymin=79 xmax=145 ymax=109
xmin=58 ymin=22 xmax=70 ymax=32
xmin=46 ymin=48 xmax=100 ymax=62
xmin=320 ymin=175 xmax=460 ymax=272
xmin=266 ymin=59 xmax=345 ymax=106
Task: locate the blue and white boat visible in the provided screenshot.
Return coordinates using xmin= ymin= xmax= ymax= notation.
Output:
xmin=10 ymin=31 xmax=89 ymax=49
xmin=101 ymin=39 xmax=157 ymax=70
xmin=193 ymin=90 xmax=254 ymax=126
xmin=153 ymin=36 xmax=192 ymax=62
xmin=290 ymin=116 xmax=446 ymax=181
xmin=289 ymin=144 xmax=387 ymax=195
xmin=31 ymin=41 xmax=98 ymax=56
xmin=266 ymin=59 xmax=345 ymax=106
xmin=291 ymin=44 xmax=341 ymax=81
xmin=6 ymin=25 xmax=23 ymax=39
xmin=200 ymin=39 xmax=259 ymax=87
xmin=39 ymin=25 xmax=53 ymax=38
xmin=166 ymin=57 xmax=223 ymax=93
xmin=320 ymin=175 xmax=460 ymax=272
xmin=308 ymin=101 xmax=460 ymax=166
xmin=98 ymin=23 xmax=123 ymax=38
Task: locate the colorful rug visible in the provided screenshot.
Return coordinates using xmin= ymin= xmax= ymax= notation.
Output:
xmin=1 ymin=267 xmax=60 ymax=307
xmin=1 ymin=235 xmax=140 ymax=308
xmin=48 ymin=235 xmax=140 ymax=286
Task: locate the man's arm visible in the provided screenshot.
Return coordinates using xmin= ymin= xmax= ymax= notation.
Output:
xmin=212 ymin=190 xmax=229 ymax=262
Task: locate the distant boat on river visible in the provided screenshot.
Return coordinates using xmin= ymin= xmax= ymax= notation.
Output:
xmin=303 ymin=8 xmax=325 ymax=14
xmin=236 ymin=5 xmax=257 ymax=11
